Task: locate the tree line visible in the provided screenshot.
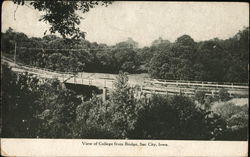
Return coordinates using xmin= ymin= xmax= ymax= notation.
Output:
xmin=1 ymin=64 xmax=248 ymax=140
xmin=1 ymin=27 xmax=249 ymax=83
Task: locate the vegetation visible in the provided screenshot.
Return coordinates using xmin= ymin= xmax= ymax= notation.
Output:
xmin=1 ymin=63 xmax=81 ymax=138
xmin=132 ymin=95 xmax=226 ymax=140
xmin=2 ymin=27 xmax=249 ymax=82
xmin=211 ymin=102 xmax=248 ymax=140
xmin=2 ymin=0 xmax=248 ymax=141
xmin=12 ymin=0 xmax=112 ymax=40
xmin=1 ymin=28 xmax=140 ymax=73
xmin=1 ymin=64 xmax=248 ymax=140
xmin=148 ymin=28 xmax=249 ymax=83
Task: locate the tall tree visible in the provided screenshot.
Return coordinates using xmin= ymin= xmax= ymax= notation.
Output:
xmin=108 ymin=72 xmax=138 ymax=138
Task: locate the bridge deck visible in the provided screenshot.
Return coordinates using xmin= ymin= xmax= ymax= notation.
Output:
xmin=2 ymin=58 xmax=249 ymax=97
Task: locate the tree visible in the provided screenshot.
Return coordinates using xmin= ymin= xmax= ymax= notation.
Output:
xmin=1 ymin=27 xmax=29 ymax=54
xmin=147 ymin=28 xmax=248 ymax=83
xmin=2 ymin=26 xmax=248 ymax=82
xmin=195 ymin=40 xmax=228 ymax=82
xmin=73 ymin=72 xmax=139 ymax=139
xmin=74 ymin=95 xmax=115 ymax=138
xmin=224 ymin=27 xmax=249 ymax=83
xmin=113 ymin=38 xmax=140 ymax=73
xmin=12 ymin=0 xmax=112 ymax=40
xmin=1 ymin=63 xmax=42 ymax=137
xmin=1 ymin=63 xmax=82 ymax=138
xmin=95 ymin=48 xmax=117 ymax=73
xmin=149 ymin=49 xmax=174 ymax=79
xmin=37 ymin=80 xmax=82 ymax=138
xmin=108 ymin=72 xmax=138 ymax=138
xmin=148 ymin=35 xmax=197 ymax=80
xmin=171 ymin=35 xmax=196 ymax=80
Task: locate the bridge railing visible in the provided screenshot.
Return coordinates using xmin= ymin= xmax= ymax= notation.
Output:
xmin=146 ymin=79 xmax=248 ymax=89
xmin=2 ymin=56 xmax=76 ymax=76
xmin=149 ymin=78 xmax=248 ymax=85
xmin=2 ymin=57 xmax=249 ymax=91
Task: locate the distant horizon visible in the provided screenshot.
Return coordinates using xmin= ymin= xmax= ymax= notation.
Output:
xmin=2 ymin=1 xmax=249 ymax=47
xmin=3 ymin=26 xmax=248 ymax=48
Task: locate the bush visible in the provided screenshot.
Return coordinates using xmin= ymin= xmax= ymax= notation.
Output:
xmin=212 ymin=102 xmax=248 ymax=140
xmin=74 ymin=72 xmax=139 ymax=139
xmin=132 ymin=95 xmax=226 ymax=140
xmin=1 ymin=63 xmax=82 ymax=138
xmin=74 ymin=95 xmax=115 ymax=138
xmin=194 ymin=90 xmax=206 ymax=104
xmin=218 ymin=89 xmax=231 ymax=102
xmin=1 ymin=63 xmax=42 ymax=137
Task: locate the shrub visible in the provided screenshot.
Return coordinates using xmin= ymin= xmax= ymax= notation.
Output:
xmin=132 ymin=94 xmax=226 ymax=140
xmin=218 ymin=88 xmax=231 ymax=102
xmin=194 ymin=90 xmax=206 ymax=105
xmin=211 ymin=102 xmax=248 ymax=140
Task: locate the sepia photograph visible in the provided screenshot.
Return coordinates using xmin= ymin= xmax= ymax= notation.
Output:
xmin=1 ymin=1 xmax=249 ymax=156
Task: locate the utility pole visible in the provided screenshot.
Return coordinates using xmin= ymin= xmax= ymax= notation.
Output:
xmin=14 ymin=42 xmax=17 ymax=67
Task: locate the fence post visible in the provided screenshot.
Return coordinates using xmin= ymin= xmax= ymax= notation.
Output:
xmin=102 ymin=87 xmax=107 ymax=102
xmin=211 ymin=90 xmax=215 ymax=97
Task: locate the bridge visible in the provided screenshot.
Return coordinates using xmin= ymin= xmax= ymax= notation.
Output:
xmin=2 ymin=57 xmax=249 ymax=100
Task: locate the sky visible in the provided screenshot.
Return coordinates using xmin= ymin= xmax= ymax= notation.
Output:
xmin=2 ymin=1 xmax=249 ymax=47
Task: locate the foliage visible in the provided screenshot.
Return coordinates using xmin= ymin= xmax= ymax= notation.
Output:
xmin=12 ymin=0 xmax=112 ymax=40
xmin=148 ymin=27 xmax=249 ymax=83
xmin=218 ymin=88 xmax=231 ymax=102
xmin=73 ymin=72 xmax=139 ymax=138
xmin=132 ymin=95 xmax=226 ymax=140
xmin=1 ymin=63 xmax=81 ymax=138
xmin=37 ymin=80 xmax=81 ymax=138
xmin=211 ymin=102 xmax=248 ymax=140
xmin=2 ymin=63 xmax=248 ymax=140
xmin=1 ymin=63 xmax=42 ymax=137
xmin=194 ymin=91 xmax=216 ymax=110
xmin=2 ymin=29 xmax=141 ymax=74
xmin=108 ymin=72 xmax=139 ymax=138
xmin=194 ymin=90 xmax=206 ymax=105
xmin=149 ymin=35 xmax=196 ymax=80
xmin=2 ymin=27 xmax=249 ymax=83
xmin=74 ymin=95 xmax=115 ymax=138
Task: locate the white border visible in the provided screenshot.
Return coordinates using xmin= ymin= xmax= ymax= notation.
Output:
xmin=1 ymin=138 xmax=248 ymax=156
